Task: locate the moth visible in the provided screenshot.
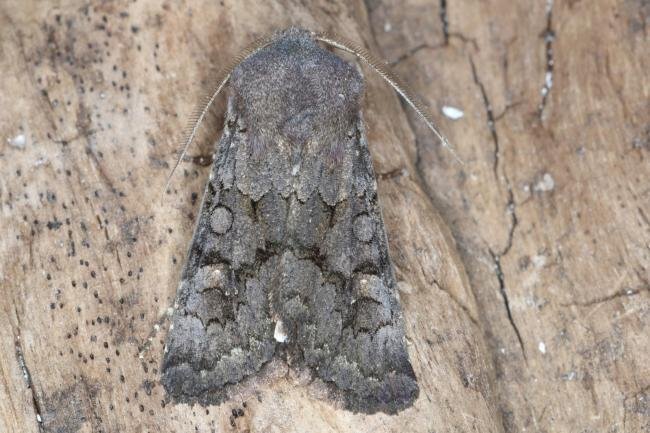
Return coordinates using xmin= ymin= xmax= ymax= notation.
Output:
xmin=161 ymin=27 xmax=452 ymax=414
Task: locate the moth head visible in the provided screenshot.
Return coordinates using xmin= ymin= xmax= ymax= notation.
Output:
xmin=230 ymin=29 xmax=363 ymax=149
xmin=164 ymin=27 xmax=457 ymax=198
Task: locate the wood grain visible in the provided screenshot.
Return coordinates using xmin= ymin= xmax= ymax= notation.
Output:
xmin=0 ymin=1 xmax=647 ymax=432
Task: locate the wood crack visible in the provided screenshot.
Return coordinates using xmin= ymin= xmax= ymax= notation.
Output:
xmin=489 ymin=249 xmax=526 ymax=360
xmin=433 ymin=279 xmax=479 ymax=326
xmin=440 ymin=0 xmax=450 ymax=45
xmin=14 ymin=327 xmax=44 ymax=432
xmin=388 ymin=43 xmax=445 ymax=66
xmin=489 ymin=189 xmax=524 ymax=359
xmin=469 ymin=56 xmax=500 ymax=176
xmin=538 ymin=1 xmax=555 ymax=118
xmin=559 ymin=283 xmax=649 ymax=308
xmin=468 ymin=56 xmax=524 ymax=358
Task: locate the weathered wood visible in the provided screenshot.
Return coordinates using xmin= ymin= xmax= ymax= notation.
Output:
xmin=368 ymin=0 xmax=650 ymax=431
xmin=0 ymin=1 xmax=647 ymax=432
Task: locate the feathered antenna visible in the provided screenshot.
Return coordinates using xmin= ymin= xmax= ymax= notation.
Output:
xmin=162 ymin=32 xmax=280 ymax=198
xmin=313 ymin=31 xmax=461 ymax=163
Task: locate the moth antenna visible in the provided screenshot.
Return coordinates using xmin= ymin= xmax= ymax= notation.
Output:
xmin=313 ymin=31 xmax=462 ymax=164
xmin=162 ymin=32 xmax=280 ymax=200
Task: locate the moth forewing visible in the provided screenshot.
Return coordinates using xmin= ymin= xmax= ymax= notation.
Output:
xmin=162 ymin=27 xmax=431 ymax=414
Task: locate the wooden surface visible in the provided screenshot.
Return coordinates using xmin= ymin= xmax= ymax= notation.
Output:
xmin=0 ymin=1 xmax=647 ymax=432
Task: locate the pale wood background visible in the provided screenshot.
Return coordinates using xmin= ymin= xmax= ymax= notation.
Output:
xmin=1 ymin=1 xmax=648 ymax=432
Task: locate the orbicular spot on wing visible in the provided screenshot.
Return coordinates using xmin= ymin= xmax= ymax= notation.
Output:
xmin=210 ymin=207 xmax=233 ymax=234
xmin=352 ymin=213 xmax=375 ymax=242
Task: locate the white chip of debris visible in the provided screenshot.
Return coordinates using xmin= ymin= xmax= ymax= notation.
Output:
xmin=274 ymin=320 xmax=288 ymax=343
xmin=534 ymin=173 xmax=555 ymax=192
xmin=442 ymin=105 xmax=464 ymax=120
xmin=562 ymin=371 xmax=577 ymax=381
xmin=538 ymin=341 xmax=547 ymax=354
xmin=546 ymin=0 xmax=554 ymax=13
xmin=532 ymin=254 xmax=547 ymax=268
xmin=545 ymin=71 xmax=553 ymax=89
xmin=541 ymin=71 xmax=553 ymax=96
xmin=8 ymin=133 xmax=26 ymax=148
